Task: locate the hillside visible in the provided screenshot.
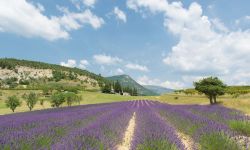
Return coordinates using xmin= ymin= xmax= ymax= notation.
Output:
xmin=143 ymin=85 xmax=174 ymax=95
xmin=0 ymin=58 xmax=107 ymax=90
xmin=106 ymin=75 xmax=158 ymax=96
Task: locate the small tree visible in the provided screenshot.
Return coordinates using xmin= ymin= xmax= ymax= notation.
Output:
xmin=194 ymin=77 xmax=226 ymax=104
xmin=25 ymin=92 xmax=38 ymax=111
xmin=5 ymin=95 xmax=21 ymax=112
xmin=101 ymin=83 xmax=112 ymax=93
xmin=64 ymin=92 xmax=78 ymax=106
xmin=51 ymin=92 xmax=65 ymax=108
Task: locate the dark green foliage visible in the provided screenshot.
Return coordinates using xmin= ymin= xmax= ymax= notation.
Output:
xmin=194 ymin=77 xmax=226 ymax=104
xmin=226 ymin=86 xmax=250 ymax=98
xmin=63 ymin=86 xmax=79 ymax=94
xmin=19 ymin=79 xmax=30 ymax=85
xmin=101 ymin=83 xmax=112 ymax=93
xmin=5 ymin=95 xmax=21 ymax=112
xmin=50 ymin=92 xmax=65 ymax=108
xmin=123 ymin=86 xmax=138 ymax=96
xmin=42 ymin=87 xmax=52 ymax=96
xmin=25 ymin=92 xmax=38 ymax=111
xmin=52 ymin=70 xmax=66 ymax=82
xmin=183 ymin=89 xmax=196 ymax=95
xmin=64 ymin=92 xmax=79 ymax=106
xmin=114 ymin=80 xmax=122 ymax=95
xmin=68 ymin=71 xmax=77 ymax=80
xmin=229 ymin=120 xmax=250 ymax=136
xmin=3 ymin=77 xmax=18 ymax=88
xmin=106 ymin=75 xmax=158 ymax=96
xmin=199 ymin=132 xmax=240 ymax=150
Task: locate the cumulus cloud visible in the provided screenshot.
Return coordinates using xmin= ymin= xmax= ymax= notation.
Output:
xmin=161 ymin=80 xmax=185 ymax=89
xmin=0 ymin=0 xmax=104 ymax=41
xmin=137 ymin=75 xmax=160 ymax=85
xmin=83 ymin=0 xmax=97 ymax=7
xmin=113 ymin=7 xmax=127 ymax=23
xmin=125 ymin=63 xmax=149 ymax=72
xmin=115 ymin=68 xmax=125 ymax=75
xmin=55 ymin=7 xmax=104 ymax=30
xmin=93 ymin=54 xmax=122 ymax=65
xmin=137 ymin=75 xmax=184 ymax=89
xmin=79 ymin=59 xmax=89 ymax=69
xmin=127 ymin=0 xmax=250 ymax=85
xmin=60 ymin=59 xmax=77 ymax=68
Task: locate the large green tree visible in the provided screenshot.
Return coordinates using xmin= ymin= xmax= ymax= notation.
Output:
xmin=5 ymin=95 xmax=21 ymax=112
xmin=194 ymin=77 xmax=226 ymax=104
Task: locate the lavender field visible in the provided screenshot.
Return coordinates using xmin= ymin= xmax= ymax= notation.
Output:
xmin=0 ymin=100 xmax=250 ymax=150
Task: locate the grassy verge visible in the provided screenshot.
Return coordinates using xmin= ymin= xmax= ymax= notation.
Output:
xmin=1 ymin=90 xmax=250 ymax=115
xmin=159 ymin=93 xmax=250 ymax=114
xmin=0 ymin=90 xmax=156 ymax=115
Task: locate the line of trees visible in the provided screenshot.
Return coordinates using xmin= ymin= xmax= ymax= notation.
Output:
xmin=5 ymin=91 xmax=81 ymax=112
xmin=101 ymin=80 xmax=138 ymax=96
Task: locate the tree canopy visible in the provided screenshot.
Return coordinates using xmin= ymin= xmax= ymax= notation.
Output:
xmin=5 ymin=95 xmax=21 ymax=112
xmin=194 ymin=77 xmax=227 ymax=104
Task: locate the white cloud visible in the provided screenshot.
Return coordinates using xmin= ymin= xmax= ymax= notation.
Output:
xmin=127 ymin=0 xmax=168 ymax=13
xmin=93 ymin=54 xmax=122 ymax=65
xmin=60 ymin=59 xmax=77 ymax=68
xmin=137 ymin=75 xmax=160 ymax=85
xmin=125 ymin=63 xmax=149 ymax=72
xmin=161 ymin=80 xmax=185 ymax=89
xmin=115 ymin=68 xmax=125 ymax=75
xmin=128 ymin=0 xmax=250 ymax=85
xmin=0 ymin=0 xmax=104 ymax=41
xmin=137 ymin=75 xmax=184 ymax=89
xmin=113 ymin=7 xmax=127 ymax=23
xmin=55 ymin=7 xmax=104 ymax=30
xmin=83 ymin=0 xmax=97 ymax=7
xmin=79 ymin=59 xmax=89 ymax=69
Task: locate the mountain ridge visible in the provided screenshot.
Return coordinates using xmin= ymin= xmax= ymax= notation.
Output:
xmin=106 ymin=74 xmax=158 ymax=96
xmin=143 ymin=85 xmax=174 ymax=95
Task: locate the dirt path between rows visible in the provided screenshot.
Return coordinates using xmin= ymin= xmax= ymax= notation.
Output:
xmin=117 ymin=112 xmax=136 ymax=150
xmin=176 ymin=132 xmax=196 ymax=150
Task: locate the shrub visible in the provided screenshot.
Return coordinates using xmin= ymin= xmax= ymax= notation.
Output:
xmin=5 ymin=95 xmax=21 ymax=112
xmin=200 ymin=132 xmax=240 ymax=150
xmin=50 ymin=92 xmax=65 ymax=108
xmin=25 ymin=92 xmax=38 ymax=111
xmin=229 ymin=120 xmax=250 ymax=136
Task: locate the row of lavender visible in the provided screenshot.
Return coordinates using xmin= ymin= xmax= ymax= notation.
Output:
xmin=0 ymin=102 xmax=134 ymax=150
xmin=130 ymin=100 xmax=249 ymax=150
xmin=152 ymin=102 xmax=250 ymax=150
xmin=0 ymin=100 xmax=249 ymax=149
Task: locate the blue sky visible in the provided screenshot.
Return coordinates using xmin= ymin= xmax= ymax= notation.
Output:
xmin=1 ymin=0 xmax=250 ymax=89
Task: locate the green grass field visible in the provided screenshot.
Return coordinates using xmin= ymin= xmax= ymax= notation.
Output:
xmin=159 ymin=93 xmax=250 ymax=114
xmin=0 ymin=90 xmax=156 ymax=115
xmin=0 ymin=90 xmax=250 ymax=115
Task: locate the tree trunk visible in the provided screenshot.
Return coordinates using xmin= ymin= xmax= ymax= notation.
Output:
xmin=213 ymin=95 xmax=217 ymax=104
xmin=209 ymin=95 xmax=213 ymax=104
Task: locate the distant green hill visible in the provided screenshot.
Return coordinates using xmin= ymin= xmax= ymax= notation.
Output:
xmin=106 ymin=75 xmax=158 ymax=96
xmin=143 ymin=85 xmax=174 ymax=95
xmin=0 ymin=58 xmax=108 ymax=90
xmin=0 ymin=58 xmax=106 ymax=83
